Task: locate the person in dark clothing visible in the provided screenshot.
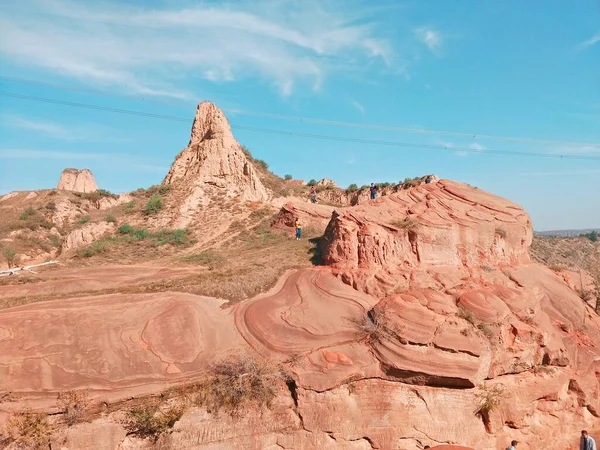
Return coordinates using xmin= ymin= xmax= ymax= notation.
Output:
xmin=369 ymin=183 xmax=378 ymax=200
xmin=582 ymin=430 xmax=597 ymax=450
xmin=425 ymin=175 xmax=431 ymax=184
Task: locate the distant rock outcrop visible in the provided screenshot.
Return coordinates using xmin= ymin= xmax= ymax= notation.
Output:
xmin=163 ymin=102 xmax=268 ymax=227
xmin=57 ymin=168 xmax=98 ymax=193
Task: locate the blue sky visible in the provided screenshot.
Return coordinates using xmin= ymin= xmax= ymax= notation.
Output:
xmin=0 ymin=0 xmax=598 ymax=231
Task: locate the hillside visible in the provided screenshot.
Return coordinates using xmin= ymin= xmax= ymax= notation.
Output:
xmin=0 ymin=102 xmax=599 ymax=450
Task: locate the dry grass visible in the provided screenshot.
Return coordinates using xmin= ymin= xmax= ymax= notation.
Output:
xmin=390 ymin=217 xmax=417 ymax=230
xmin=458 ymin=307 xmax=477 ymax=326
xmin=350 ymin=307 xmax=404 ymax=344
xmin=494 ymin=228 xmax=507 ymax=239
xmin=2 ymin=409 xmax=55 ymax=449
xmin=123 ymin=400 xmax=184 ymax=442
xmin=184 ymin=352 xmax=288 ymax=416
xmin=57 ymin=390 xmax=89 ymax=426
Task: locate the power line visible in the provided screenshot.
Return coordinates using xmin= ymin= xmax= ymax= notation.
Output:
xmin=2 ymin=75 xmax=599 ymax=149
xmin=1 ymin=91 xmax=599 ymax=161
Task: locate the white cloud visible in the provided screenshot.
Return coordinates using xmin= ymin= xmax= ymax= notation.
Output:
xmin=578 ymin=31 xmax=600 ymax=50
xmin=3 ymin=114 xmax=122 ymax=142
xmin=346 ymin=158 xmax=357 ymax=165
xmin=415 ymin=27 xmax=442 ymax=51
xmin=469 ymin=143 xmax=486 ymax=152
xmin=0 ymin=149 xmax=106 ymax=159
xmin=351 ymin=100 xmax=365 ymax=115
xmin=0 ymin=0 xmax=397 ymax=98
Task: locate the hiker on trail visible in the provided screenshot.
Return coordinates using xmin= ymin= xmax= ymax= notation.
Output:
xmin=506 ymin=440 xmax=518 ymax=450
xmin=294 ymin=218 xmax=302 ymax=240
xmin=309 ymin=186 xmax=317 ymax=203
xmin=369 ymin=183 xmax=378 ymax=200
xmin=582 ymin=431 xmax=597 ymax=450
xmin=425 ymin=175 xmax=431 ymax=184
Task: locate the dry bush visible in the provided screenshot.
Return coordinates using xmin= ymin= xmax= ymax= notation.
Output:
xmin=474 ymin=385 xmax=505 ymax=433
xmin=458 ymin=307 xmax=477 ymax=326
xmin=123 ymin=400 xmax=183 ymax=442
xmin=187 ymin=352 xmax=288 ymax=416
xmin=3 ymin=409 xmax=55 ymax=449
xmin=477 ymin=323 xmax=495 ymax=340
xmin=57 ymin=390 xmax=89 ymax=426
xmin=351 ymin=307 xmax=403 ymax=344
xmin=390 ymin=218 xmax=417 ymax=230
xmin=181 ymin=250 xmax=225 ymax=269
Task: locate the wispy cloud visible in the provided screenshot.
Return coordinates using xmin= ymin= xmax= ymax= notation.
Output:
xmin=0 ymin=0 xmax=398 ymax=98
xmin=469 ymin=143 xmax=486 ymax=152
xmin=351 ymin=100 xmax=365 ymax=115
xmin=415 ymin=27 xmax=442 ymax=51
xmin=0 ymin=149 xmax=106 ymax=159
xmin=3 ymin=114 xmax=128 ymax=142
xmin=577 ymin=31 xmax=600 ymax=50
xmin=346 ymin=157 xmax=357 ymax=165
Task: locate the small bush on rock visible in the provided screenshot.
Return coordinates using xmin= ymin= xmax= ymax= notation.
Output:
xmin=124 ymin=401 xmax=184 ymax=442
xmin=144 ymin=195 xmax=163 ymax=216
xmin=3 ymin=409 xmax=54 ymax=449
xmin=57 ymin=390 xmax=89 ymax=426
xmin=2 ymin=247 xmax=19 ymax=268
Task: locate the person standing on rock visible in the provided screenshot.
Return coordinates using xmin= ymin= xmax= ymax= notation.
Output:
xmin=582 ymin=431 xmax=597 ymax=450
xmin=294 ymin=218 xmax=302 ymax=240
xmin=369 ymin=183 xmax=378 ymax=200
xmin=309 ymin=186 xmax=317 ymax=203
xmin=506 ymin=440 xmax=518 ymax=450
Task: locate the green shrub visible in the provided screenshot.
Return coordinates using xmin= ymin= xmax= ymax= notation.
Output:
xmin=284 ymin=174 xmax=293 ymax=180
xmin=77 ymin=216 xmax=91 ymax=225
xmin=346 ymin=183 xmax=358 ymax=192
xmin=2 ymin=247 xmax=19 ymax=268
xmin=20 ymin=207 xmax=36 ymax=220
xmin=97 ymin=189 xmax=114 ymax=197
xmin=123 ymin=201 xmax=136 ymax=213
xmin=105 ymin=215 xmax=117 ymax=223
xmin=307 ymin=179 xmax=317 ymax=186
xmin=144 ymin=195 xmax=163 ymax=216
xmin=153 ymin=229 xmax=192 ymax=245
xmin=118 ymin=224 xmax=135 ymax=234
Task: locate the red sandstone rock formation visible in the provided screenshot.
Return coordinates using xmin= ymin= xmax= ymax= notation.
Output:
xmin=57 ymin=168 xmax=98 ymax=193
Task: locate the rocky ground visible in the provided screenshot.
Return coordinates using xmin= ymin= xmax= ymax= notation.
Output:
xmin=0 ymin=102 xmax=598 ymax=450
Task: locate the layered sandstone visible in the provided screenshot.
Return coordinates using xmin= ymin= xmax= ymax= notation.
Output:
xmin=162 ymin=102 xmax=268 ymax=227
xmin=57 ymin=168 xmax=98 ymax=193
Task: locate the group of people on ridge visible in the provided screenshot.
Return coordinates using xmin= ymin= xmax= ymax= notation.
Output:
xmin=419 ymin=432 xmax=595 ymax=450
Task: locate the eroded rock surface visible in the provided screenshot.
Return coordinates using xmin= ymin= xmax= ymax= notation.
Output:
xmin=163 ymin=102 xmax=268 ymax=228
xmin=57 ymin=168 xmax=98 ymax=193
xmin=1 ymin=180 xmax=598 ymax=450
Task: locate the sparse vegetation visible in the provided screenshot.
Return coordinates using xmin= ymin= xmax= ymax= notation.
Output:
xmin=307 ymin=179 xmax=317 ymax=186
xmin=402 ymin=177 xmax=422 ymax=188
xmin=78 ymin=241 xmax=108 ymax=258
xmin=57 ymin=390 xmax=89 ymax=426
xmin=182 ymin=250 xmax=225 ymax=269
xmin=77 ymin=215 xmax=91 ymax=225
xmin=123 ymin=200 xmax=136 ymax=213
xmin=351 ymin=307 xmax=403 ymax=344
xmin=19 ymin=207 xmax=37 ymax=220
xmin=581 ymin=230 xmax=599 ymax=242
xmin=105 ymin=215 xmax=117 ymax=223
xmin=474 ymin=385 xmax=505 ymax=432
xmin=255 ymin=159 xmax=269 ymax=170
xmin=188 ymin=352 xmax=287 ymax=416
xmin=458 ymin=307 xmax=477 ymax=326
xmin=2 ymin=247 xmax=19 ymax=268
xmin=143 ymin=195 xmax=163 ymax=216
xmin=75 ymin=189 xmax=117 ymax=202
xmin=3 ymin=409 xmax=55 ymax=449
xmin=284 ymin=174 xmax=293 ymax=180
xmin=118 ymin=224 xmax=193 ymax=245
xmin=346 ymin=183 xmax=358 ymax=192
xmin=123 ymin=401 xmax=184 ymax=442
xmin=477 ymin=323 xmax=495 ymax=340
xmin=390 ymin=218 xmax=417 ymax=230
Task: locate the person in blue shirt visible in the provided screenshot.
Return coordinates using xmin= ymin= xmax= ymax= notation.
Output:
xmin=582 ymin=431 xmax=597 ymax=450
